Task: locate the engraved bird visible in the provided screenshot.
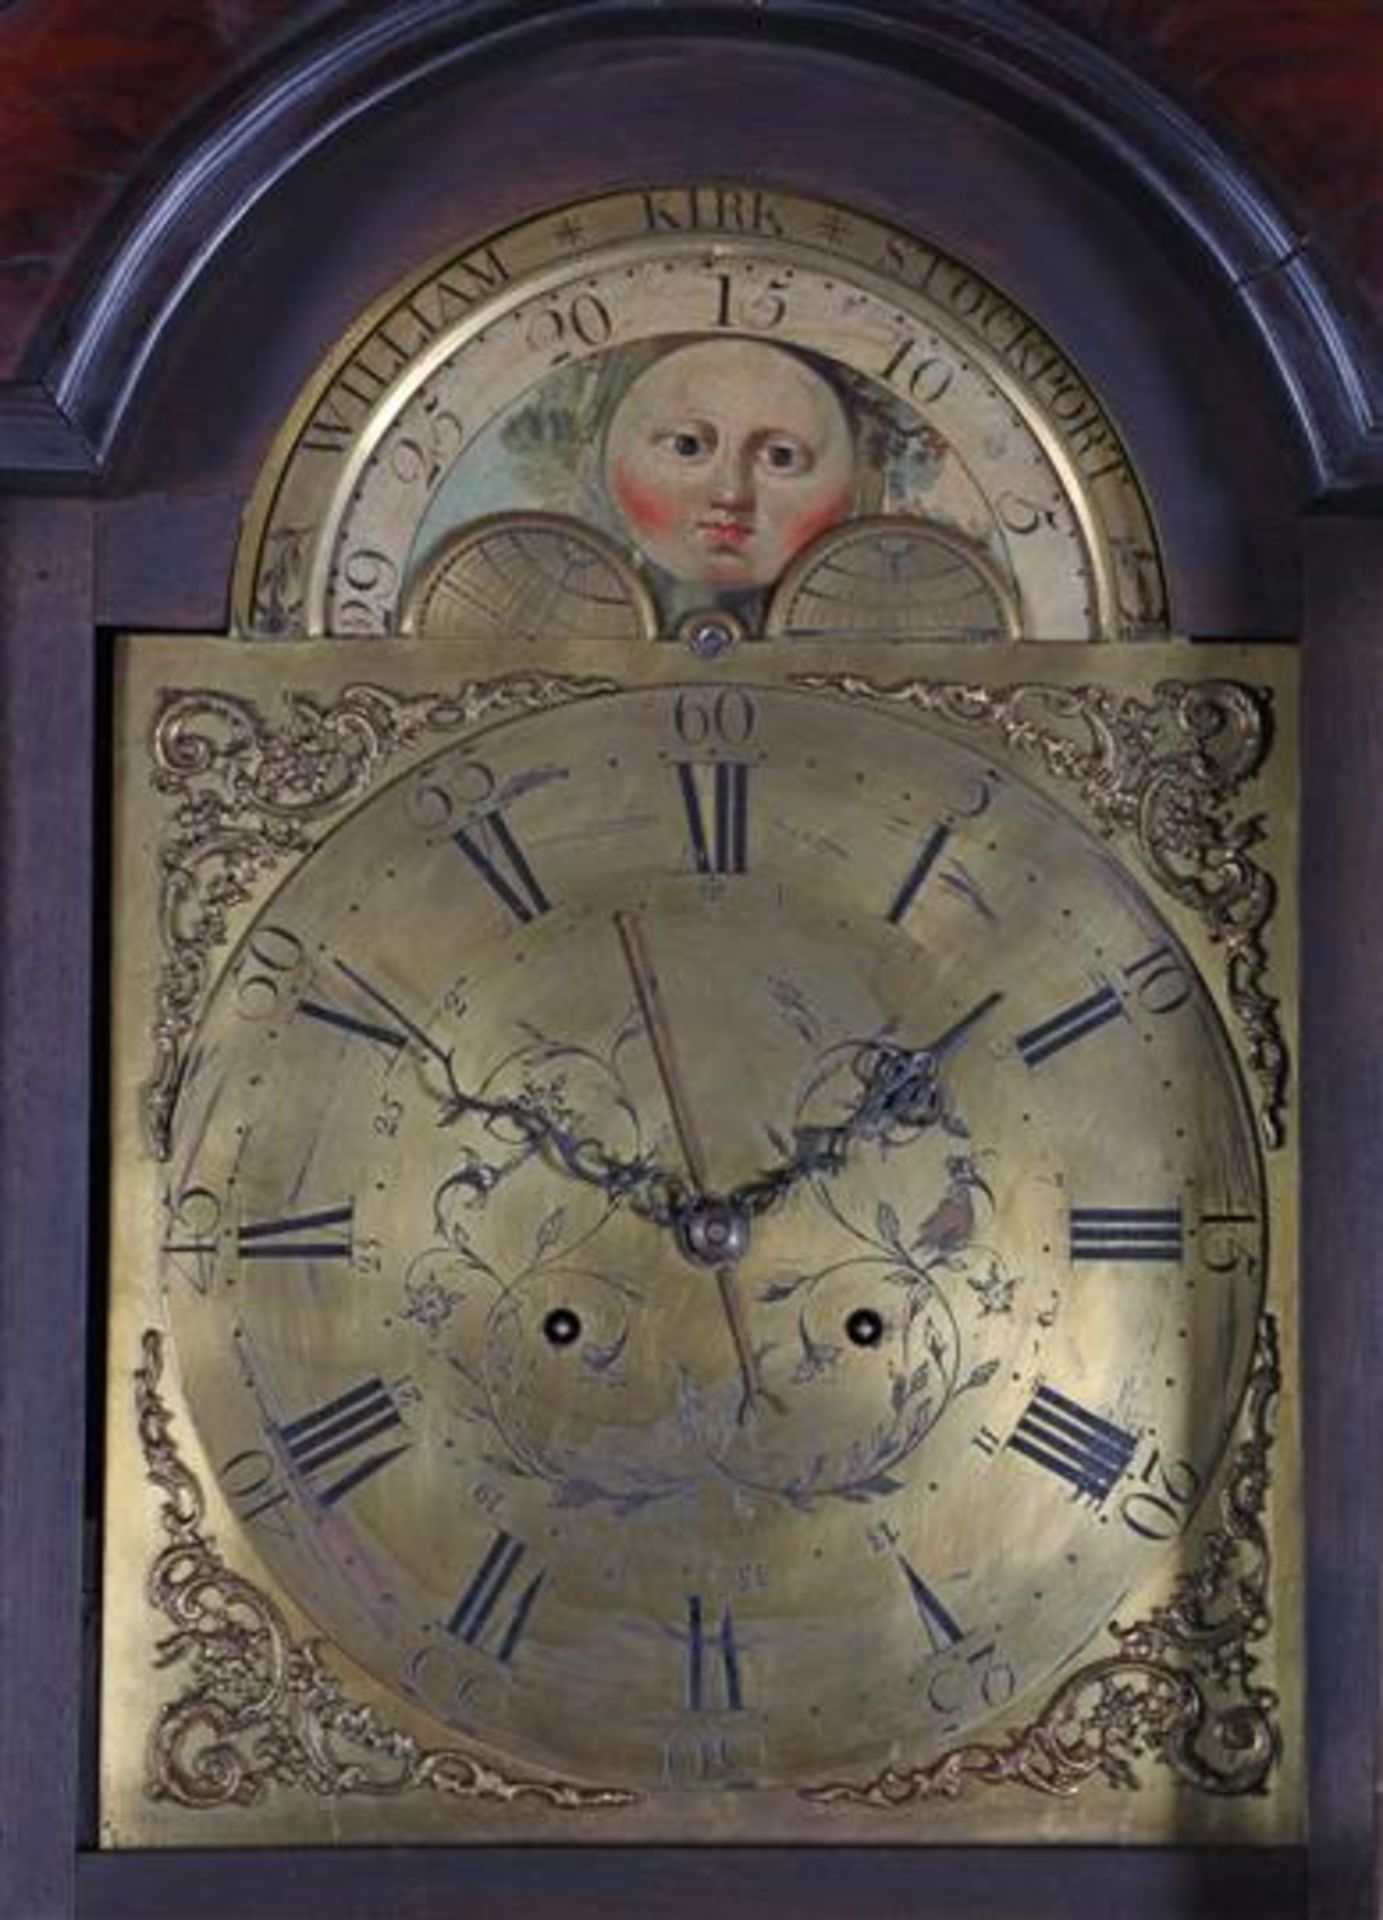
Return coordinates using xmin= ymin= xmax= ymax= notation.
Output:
xmin=911 ymin=1155 xmax=994 ymax=1258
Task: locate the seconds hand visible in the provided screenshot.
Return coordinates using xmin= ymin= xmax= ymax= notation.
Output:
xmin=612 ymin=910 xmax=784 ymax=1419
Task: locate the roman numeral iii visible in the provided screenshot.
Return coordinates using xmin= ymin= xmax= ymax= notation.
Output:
xmin=1069 ymin=1205 xmax=1184 ymax=1263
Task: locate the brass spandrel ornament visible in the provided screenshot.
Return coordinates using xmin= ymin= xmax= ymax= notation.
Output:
xmin=232 ymin=185 xmax=1168 ymax=646
xmin=103 ymin=634 xmax=1300 ymax=1848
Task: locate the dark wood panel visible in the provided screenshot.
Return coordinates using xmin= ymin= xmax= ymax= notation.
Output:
xmin=78 ymin=1843 xmax=1309 ymax=1920
xmin=0 ymin=0 xmax=326 ymax=377
xmin=2 ymin=0 xmax=1381 ymax=415
xmin=0 ymin=497 xmax=96 ymax=1920
xmin=1031 ymin=0 xmax=1383 ymax=362
xmin=1301 ymin=516 xmax=1383 ymax=1920
xmin=0 ymin=1 xmax=1365 ymax=503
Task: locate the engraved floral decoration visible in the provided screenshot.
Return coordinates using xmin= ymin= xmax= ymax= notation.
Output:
xmin=406 ymin=1013 xmax=709 ymax=1517
xmin=145 ymin=672 xmax=619 ymax=1157
xmin=794 ymin=674 xmax=1287 ymax=1146
xmin=803 ymin=1312 xmax=1281 ymax=1807
xmin=396 ymin=1003 xmax=1023 ymax=1518
xmin=134 ymin=1328 xmax=636 ymax=1813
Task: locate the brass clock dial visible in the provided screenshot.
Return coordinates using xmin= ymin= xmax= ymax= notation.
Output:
xmin=154 ymin=664 xmax=1266 ymax=1797
xmin=235 ymin=187 xmax=1168 ymax=641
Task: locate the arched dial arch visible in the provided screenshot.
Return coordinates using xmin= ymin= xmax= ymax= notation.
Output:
xmin=234 ymin=185 xmax=1168 ymax=644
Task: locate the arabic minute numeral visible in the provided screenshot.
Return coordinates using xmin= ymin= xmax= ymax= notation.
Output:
xmin=925 ymin=1639 xmax=1016 ymax=1720
xmin=219 ymin=1446 xmax=295 ymax=1537
xmin=713 ymin=271 xmax=789 ymax=331
xmin=1118 ymin=1447 xmax=1201 ymax=1541
xmin=524 ymin=292 xmax=613 ymax=364
xmin=1123 ymin=942 xmax=1193 ymax=1015
xmin=671 ymin=688 xmax=757 ymax=746
xmin=232 ymin=923 xmax=306 ymax=1020
xmin=878 ymin=334 xmax=955 ymax=404
xmin=161 ymin=1185 xmax=224 ymax=1293
xmin=1199 ymin=1208 xmax=1260 ymax=1273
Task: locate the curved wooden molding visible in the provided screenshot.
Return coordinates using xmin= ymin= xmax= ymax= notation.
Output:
xmin=5 ymin=0 xmax=1380 ymax=492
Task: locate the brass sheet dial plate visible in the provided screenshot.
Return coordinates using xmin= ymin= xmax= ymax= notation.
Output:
xmin=234 ymin=187 xmax=1168 ymax=642
xmin=102 ymin=638 xmax=1298 ymax=1847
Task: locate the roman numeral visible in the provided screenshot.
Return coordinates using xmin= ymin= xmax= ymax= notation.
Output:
xmin=275 ymin=1375 xmax=409 ymax=1506
xmin=899 ymin=1558 xmax=964 ymax=1654
xmin=453 ymin=810 xmax=551 ymax=922
xmin=1015 ymin=983 xmax=1124 ymax=1067
xmin=886 ymin=822 xmax=950 ymax=925
xmin=446 ymin=1529 xmax=546 ymax=1665
xmin=237 ymin=1202 xmax=354 ymax=1262
xmin=677 ymin=762 xmax=749 ymax=874
xmin=684 ymin=1596 xmax=744 ymax=1712
xmin=298 ymin=957 xmax=458 ymax=1075
xmin=299 ymin=957 xmax=410 ymax=1052
xmin=1069 ymin=1205 xmax=1184 ymax=1263
xmin=1006 ymin=1384 xmax=1137 ymax=1504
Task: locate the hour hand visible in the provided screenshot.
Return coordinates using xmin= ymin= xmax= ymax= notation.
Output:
xmin=729 ymin=989 xmax=1004 ymax=1216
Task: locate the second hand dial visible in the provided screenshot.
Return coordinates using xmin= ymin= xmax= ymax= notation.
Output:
xmin=612 ymin=910 xmax=784 ymax=1420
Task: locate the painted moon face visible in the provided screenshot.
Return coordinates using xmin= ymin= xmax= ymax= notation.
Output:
xmin=603 ymin=339 xmax=857 ymax=590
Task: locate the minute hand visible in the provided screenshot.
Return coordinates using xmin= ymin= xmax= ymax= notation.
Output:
xmin=728 ymin=989 xmax=1004 ymax=1217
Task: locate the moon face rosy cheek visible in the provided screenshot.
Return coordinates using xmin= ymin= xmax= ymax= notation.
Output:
xmin=610 ymin=460 xmax=680 ymax=541
xmin=778 ymin=482 xmax=855 ymax=565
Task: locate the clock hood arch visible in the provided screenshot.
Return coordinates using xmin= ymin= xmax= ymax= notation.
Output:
xmin=13 ymin=0 xmax=1366 ymax=638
